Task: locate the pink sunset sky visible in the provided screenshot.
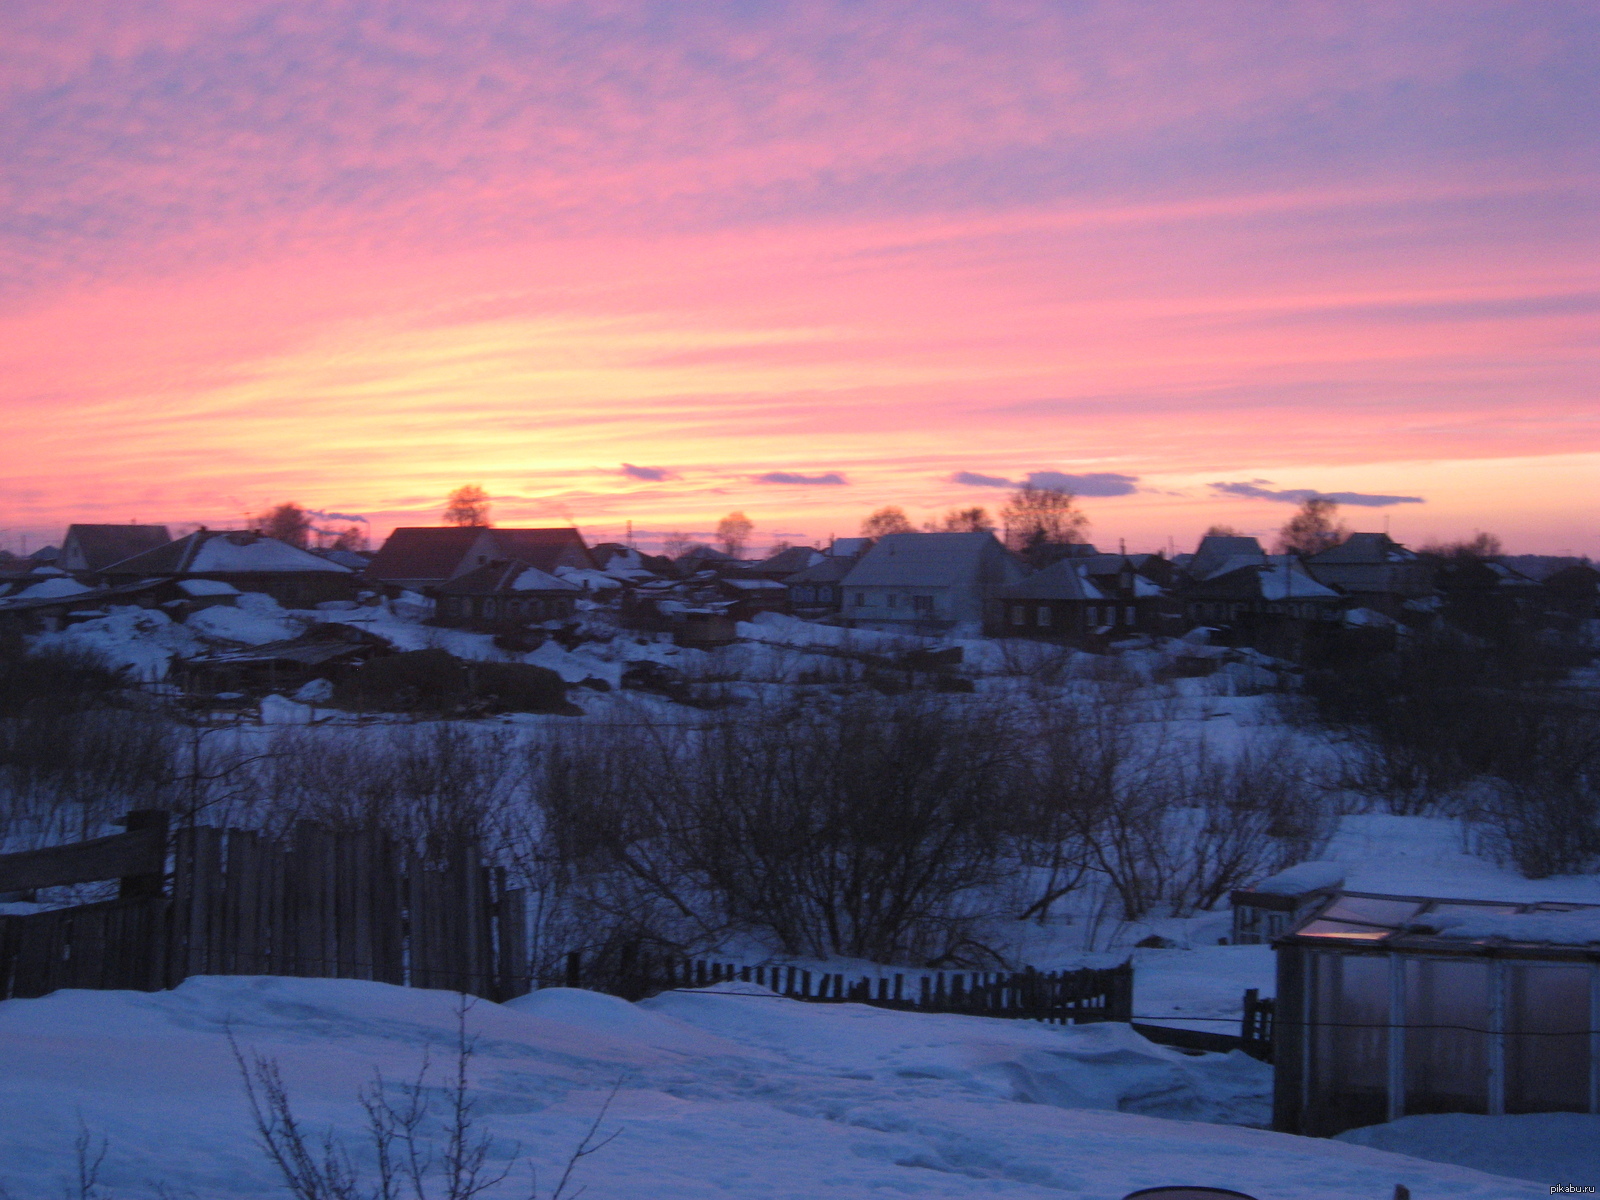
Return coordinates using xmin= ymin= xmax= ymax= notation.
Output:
xmin=2 ymin=1 xmax=1596 ymax=556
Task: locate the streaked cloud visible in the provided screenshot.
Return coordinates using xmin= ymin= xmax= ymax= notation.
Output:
xmin=755 ymin=471 xmax=848 ymax=486
xmin=0 ymin=2 xmax=1593 ymax=554
xmin=951 ymin=471 xmax=1016 ymax=488
xmin=621 ymin=463 xmax=679 ymax=482
xmin=1210 ymin=482 xmax=1424 ymax=507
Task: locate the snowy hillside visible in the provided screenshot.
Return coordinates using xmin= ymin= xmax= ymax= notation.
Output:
xmin=0 ymin=976 xmax=1554 ymax=1199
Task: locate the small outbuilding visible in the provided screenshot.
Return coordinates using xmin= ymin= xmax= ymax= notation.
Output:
xmin=1272 ymin=890 xmax=1600 ymax=1137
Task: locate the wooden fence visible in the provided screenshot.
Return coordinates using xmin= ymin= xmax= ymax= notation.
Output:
xmin=0 ymin=811 xmax=528 ymax=1002
xmin=559 ymin=951 xmax=1134 ymax=1025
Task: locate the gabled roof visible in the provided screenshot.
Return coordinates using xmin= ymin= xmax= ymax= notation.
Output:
xmin=62 ymin=524 xmax=172 ymax=572
xmin=1186 ymin=558 xmax=1340 ymax=601
xmin=488 ymin=528 xmax=596 ymax=572
xmin=1190 ymin=535 xmax=1265 ymax=580
xmin=1306 ymin=532 xmax=1416 ymax=565
xmin=437 ymin=559 xmax=581 ymax=595
xmin=758 ymin=546 xmax=825 ymax=576
xmin=786 ymin=556 xmax=857 ymax=585
xmin=997 ymin=558 xmax=1105 ymax=601
xmin=842 ymin=532 xmax=1025 ymax=590
xmin=101 ymin=530 xmax=352 ymax=576
xmin=368 ymin=527 xmax=493 ymax=582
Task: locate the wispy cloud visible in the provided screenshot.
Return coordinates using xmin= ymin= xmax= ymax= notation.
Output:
xmin=951 ymin=470 xmax=1139 ymax=496
xmin=621 ymin=463 xmax=678 ymax=482
xmin=1025 ymin=471 xmax=1140 ymax=497
xmin=1209 ymin=482 xmax=1424 ymax=507
xmin=951 ymin=470 xmax=1014 ymax=488
xmin=755 ymin=471 xmax=847 ymax=485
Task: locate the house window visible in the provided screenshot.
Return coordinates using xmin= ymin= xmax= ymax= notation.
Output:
xmin=1010 ymin=605 xmax=1026 ymax=626
xmin=888 ymin=593 xmax=900 ymax=609
xmin=483 ymin=600 xmax=497 ymax=619
xmin=855 ymin=592 xmax=866 ymax=606
xmin=1036 ymin=606 xmax=1051 ymax=627
xmin=913 ymin=595 xmax=934 ymax=615
xmin=1125 ymin=606 xmax=1136 ymax=625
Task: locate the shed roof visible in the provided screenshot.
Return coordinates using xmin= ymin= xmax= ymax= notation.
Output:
xmin=1281 ymin=889 xmax=1600 ymax=956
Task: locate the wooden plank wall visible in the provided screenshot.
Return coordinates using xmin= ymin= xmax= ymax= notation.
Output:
xmin=0 ymin=821 xmax=529 ymax=1003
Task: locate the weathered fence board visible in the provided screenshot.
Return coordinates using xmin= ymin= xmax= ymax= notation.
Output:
xmin=0 ymin=814 xmax=530 ymax=1004
xmin=561 ymin=953 xmax=1135 ymax=1025
xmin=0 ymin=822 xmax=167 ymax=894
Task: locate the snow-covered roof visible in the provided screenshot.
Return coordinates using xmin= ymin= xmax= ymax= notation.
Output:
xmin=1190 ymin=535 xmax=1265 ymax=579
xmin=1250 ymin=862 xmax=1345 ymax=896
xmin=1307 ymin=532 xmax=1416 ymax=564
xmin=177 ymin=578 xmax=240 ymax=597
xmin=1288 ymin=890 xmax=1600 ymax=954
xmin=1257 ymin=560 xmax=1341 ymax=601
xmin=555 ymin=566 xmax=620 ymax=590
xmin=103 ymin=531 xmax=352 ymax=576
xmin=510 ymin=566 xmax=580 ymax=592
xmin=998 ymin=559 xmax=1105 ymax=601
xmin=828 ymin=537 xmax=871 ymax=558
xmin=12 ymin=576 xmax=94 ymax=601
xmin=842 ymin=532 xmax=1024 ymax=591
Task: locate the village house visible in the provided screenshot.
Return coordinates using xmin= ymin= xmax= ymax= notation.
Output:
xmin=59 ymin=524 xmax=172 ymax=576
xmin=987 ymin=553 xmax=1166 ymax=639
xmin=366 ymin=527 xmax=595 ymax=593
xmin=1303 ymin=532 xmax=1433 ymax=617
xmin=840 ymin=532 xmax=1027 ymax=633
xmin=1178 ymin=555 xmax=1344 ymax=657
xmin=434 ymin=559 xmax=582 ymax=627
xmin=96 ymin=529 xmax=359 ymax=608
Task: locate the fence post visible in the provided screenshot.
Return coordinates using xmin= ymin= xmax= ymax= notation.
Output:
xmin=117 ymin=810 xmax=168 ymax=899
xmin=565 ymin=950 xmax=581 ymax=989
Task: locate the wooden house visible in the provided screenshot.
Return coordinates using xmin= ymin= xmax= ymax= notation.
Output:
xmin=97 ymin=530 xmax=359 ymax=608
xmin=989 ymin=553 xmax=1167 ymax=639
xmin=435 ymin=560 xmax=582 ymax=626
xmin=367 ymin=527 xmax=595 ymax=594
xmin=840 ymin=532 xmax=1026 ymax=632
xmin=1303 ymin=533 xmax=1433 ymax=617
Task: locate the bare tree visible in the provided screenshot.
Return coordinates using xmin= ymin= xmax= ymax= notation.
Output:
xmin=1419 ymin=531 xmax=1503 ymax=558
xmin=1202 ymin=524 xmax=1242 ymax=537
xmin=660 ymin=531 xmax=693 ymax=559
xmin=1274 ymin=497 xmax=1345 ymax=556
xmin=1000 ymin=485 xmax=1087 ymax=554
xmin=260 ymin=503 xmax=314 ymax=549
xmin=443 ymin=485 xmax=492 ymax=528
xmin=714 ymin=511 xmax=753 ymax=558
xmin=928 ymin=507 xmax=994 ymax=533
xmin=859 ymin=507 xmax=913 ymax=538
xmin=330 ymin=525 xmax=369 ymax=553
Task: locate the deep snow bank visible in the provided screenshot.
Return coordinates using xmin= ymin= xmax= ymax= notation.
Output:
xmin=0 ymin=976 xmax=1544 ymax=1198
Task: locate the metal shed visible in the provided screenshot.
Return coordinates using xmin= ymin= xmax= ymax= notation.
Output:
xmin=1272 ymin=890 xmax=1600 ymax=1137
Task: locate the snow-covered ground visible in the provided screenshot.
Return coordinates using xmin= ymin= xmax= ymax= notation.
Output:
xmin=0 ymin=976 xmax=1553 ymax=1199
